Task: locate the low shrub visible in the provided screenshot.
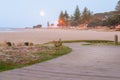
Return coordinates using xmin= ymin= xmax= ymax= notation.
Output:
xmin=53 ymin=39 xmax=62 ymax=48
xmin=24 ymin=42 xmax=29 ymax=46
xmin=6 ymin=42 xmax=12 ymax=46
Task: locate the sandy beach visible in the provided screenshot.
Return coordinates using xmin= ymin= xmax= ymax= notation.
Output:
xmin=0 ymin=29 xmax=120 ymax=44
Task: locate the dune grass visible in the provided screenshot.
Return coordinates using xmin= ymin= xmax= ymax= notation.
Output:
xmin=0 ymin=45 xmax=71 ymax=72
xmin=46 ymin=40 xmax=120 ymax=46
xmin=63 ymin=40 xmax=120 ymax=46
xmin=46 ymin=40 xmax=113 ymax=43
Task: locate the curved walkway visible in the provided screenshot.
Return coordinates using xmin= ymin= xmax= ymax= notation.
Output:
xmin=0 ymin=43 xmax=120 ymax=80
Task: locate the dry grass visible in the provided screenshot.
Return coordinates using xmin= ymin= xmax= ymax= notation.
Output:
xmin=0 ymin=43 xmax=71 ymax=72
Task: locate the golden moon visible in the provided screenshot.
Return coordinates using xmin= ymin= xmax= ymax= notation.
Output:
xmin=40 ymin=11 xmax=45 ymax=16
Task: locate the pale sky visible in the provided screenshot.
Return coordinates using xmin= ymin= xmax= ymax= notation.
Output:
xmin=0 ymin=0 xmax=118 ymax=28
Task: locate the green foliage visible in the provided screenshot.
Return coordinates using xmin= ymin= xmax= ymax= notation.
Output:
xmin=87 ymin=19 xmax=103 ymax=27
xmin=103 ymin=14 xmax=120 ymax=27
xmin=58 ymin=6 xmax=92 ymax=27
xmin=69 ymin=15 xmax=78 ymax=26
xmin=58 ymin=11 xmax=70 ymax=26
xmin=0 ymin=61 xmax=17 ymax=71
xmin=55 ymin=40 xmax=120 ymax=46
xmin=58 ymin=11 xmax=65 ymax=26
xmin=73 ymin=5 xmax=81 ymax=26
xmin=61 ymin=40 xmax=113 ymax=43
xmin=115 ymin=0 xmax=120 ymax=11
xmin=57 ymin=1 xmax=120 ymax=27
xmin=64 ymin=10 xmax=70 ymax=26
xmin=53 ymin=39 xmax=62 ymax=48
xmin=81 ymin=7 xmax=93 ymax=24
xmin=88 ymin=14 xmax=120 ymax=27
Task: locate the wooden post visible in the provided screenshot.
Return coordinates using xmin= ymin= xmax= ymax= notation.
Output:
xmin=115 ymin=34 xmax=118 ymax=45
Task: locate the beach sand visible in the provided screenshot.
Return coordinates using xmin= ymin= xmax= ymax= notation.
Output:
xmin=0 ymin=29 xmax=120 ymax=44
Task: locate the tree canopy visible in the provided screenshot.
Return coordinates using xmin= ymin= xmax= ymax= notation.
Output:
xmin=81 ymin=7 xmax=92 ymax=24
xmin=115 ymin=0 xmax=120 ymax=11
xmin=57 ymin=6 xmax=92 ymax=27
xmin=57 ymin=11 xmax=69 ymax=27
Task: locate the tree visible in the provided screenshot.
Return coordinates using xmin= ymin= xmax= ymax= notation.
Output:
xmin=58 ymin=10 xmax=70 ymax=27
xmin=69 ymin=15 xmax=77 ymax=26
xmin=64 ymin=10 xmax=70 ymax=26
xmin=106 ymin=14 xmax=120 ymax=26
xmin=64 ymin=10 xmax=69 ymax=20
xmin=72 ymin=5 xmax=81 ymax=26
xmin=115 ymin=0 xmax=120 ymax=11
xmin=87 ymin=19 xmax=103 ymax=27
xmin=81 ymin=7 xmax=92 ymax=24
xmin=97 ymin=14 xmax=120 ymax=27
xmin=58 ymin=11 xmax=66 ymax=26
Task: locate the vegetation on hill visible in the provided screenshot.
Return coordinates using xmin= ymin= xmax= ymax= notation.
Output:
xmin=116 ymin=0 xmax=120 ymax=11
xmin=57 ymin=0 xmax=120 ymax=29
xmin=88 ymin=11 xmax=120 ymax=28
xmin=57 ymin=5 xmax=92 ymax=27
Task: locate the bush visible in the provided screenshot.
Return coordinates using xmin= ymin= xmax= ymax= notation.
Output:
xmin=87 ymin=19 xmax=103 ymax=27
xmin=102 ymin=14 xmax=120 ymax=27
xmin=53 ymin=39 xmax=62 ymax=48
xmin=6 ymin=42 xmax=12 ymax=46
xmin=24 ymin=42 xmax=34 ymax=46
xmin=24 ymin=42 xmax=29 ymax=46
xmin=29 ymin=43 xmax=34 ymax=46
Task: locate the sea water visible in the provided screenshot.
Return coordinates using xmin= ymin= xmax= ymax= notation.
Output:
xmin=0 ymin=27 xmax=21 ymax=32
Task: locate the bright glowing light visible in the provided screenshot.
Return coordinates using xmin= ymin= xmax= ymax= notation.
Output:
xmin=40 ymin=11 xmax=45 ymax=16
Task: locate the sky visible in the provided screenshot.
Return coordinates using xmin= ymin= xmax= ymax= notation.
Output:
xmin=0 ymin=0 xmax=118 ymax=28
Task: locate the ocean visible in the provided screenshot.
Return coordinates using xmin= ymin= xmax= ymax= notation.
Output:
xmin=0 ymin=27 xmax=21 ymax=32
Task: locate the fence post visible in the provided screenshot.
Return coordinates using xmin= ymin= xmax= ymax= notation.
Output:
xmin=114 ymin=34 xmax=118 ymax=45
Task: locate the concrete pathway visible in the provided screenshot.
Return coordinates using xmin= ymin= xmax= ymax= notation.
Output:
xmin=0 ymin=43 xmax=120 ymax=80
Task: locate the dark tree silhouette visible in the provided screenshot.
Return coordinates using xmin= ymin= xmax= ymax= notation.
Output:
xmin=115 ymin=0 xmax=120 ymax=11
xmin=81 ymin=7 xmax=92 ymax=24
xmin=73 ymin=5 xmax=81 ymax=26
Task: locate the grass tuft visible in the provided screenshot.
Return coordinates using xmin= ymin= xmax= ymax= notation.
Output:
xmin=46 ymin=40 xmax=120 ymax=46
